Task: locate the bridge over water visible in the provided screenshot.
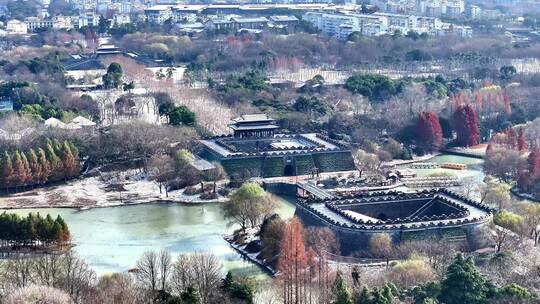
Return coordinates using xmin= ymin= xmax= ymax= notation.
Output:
xmin=259 ymin=177 xmax=336 ymax=200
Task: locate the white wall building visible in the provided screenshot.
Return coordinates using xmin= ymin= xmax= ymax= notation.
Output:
xmin=6 ymin=20 xmax=27 ymax=34
xmin=113 ymin=14 xmax=131 ymax=26
xmin=303 ymin=12 xmax=388 ymax=38
xmin=468 ymin=5 xmax=482 ymax=19
xmin=119 ymin=1 xmax=133 ymax=14
xmin=78 ymin=13 xmax=100 ymax=28
xmin=96 ymin=0 xmax=112 ymax=14
xmin=303 ymin=11 xmax=467 ymax=39
xmin=144 ymin=5 xmax=173 ymax=24
xmin=26 ymin=16 xmax=73 ymax=31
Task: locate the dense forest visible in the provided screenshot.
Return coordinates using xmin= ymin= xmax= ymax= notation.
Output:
xmin=0 ymin=139 xmax=80 ymax=190
xmin=0 ymin=212 xmax=70 ymax=248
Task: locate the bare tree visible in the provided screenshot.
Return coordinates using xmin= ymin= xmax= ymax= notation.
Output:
xmin=170 ymin=252 xmax=222 ymax=304
xmin=135 ymin=250 xmax=159 ymax=293
xmin=369 ymin=233 xmax=393 ymax=267
xmin=0 ymin=251 xmax=96 ymax=301
xmin=520 ymin=204 xmax=540 ymax=246
xmin=479 ymin=179 xmax=512 ymax=210
xmin=92 ymin=273 xmax=145 ymax=304
xmin=396 ymin=238 xmax=459 ymax=276
xmin=305 ymin=227 xmax=340 ymax=255
xmin=148 ymin=154 xmax=176 ymax=196
xmin=0 ymin=257 xmax=34 ymax=290
xmin=352 ymin=149 xmax=381 ymax=179
xmin=158 ymin=250 xmax=172 ymax=292
xmin=4 ymin=285 xmax=74 ymax=304
xmin=32 ymin=254 xmax=63 ymax=287
xmin=387 ymin=257 xmax=437 ymax=288
xmin=57 ymin=252 xmax=96 ymax=302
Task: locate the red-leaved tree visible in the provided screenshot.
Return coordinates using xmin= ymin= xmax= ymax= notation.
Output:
xmin=416 ymin=111 xmax=443 ymax=152
xmin=278 ymin=218 xmax=308 ymax=304
xmin=518 ymin=128 xmax=529 ymax=151
xmin=529 ymin=149 xmax=540 ymax=179
xmin=452 ymin=104 xmax=480 ymax=147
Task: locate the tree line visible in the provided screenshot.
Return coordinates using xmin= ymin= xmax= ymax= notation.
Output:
xmin=329 ymin=253 xmax=537 ymax=304
xmin=0 ymin=249 xmax=256 ymax=304
xmin=0 ymin=139 xmax=80 ymax=191
xmin=0 ymin=212 xmax=70 ymax=248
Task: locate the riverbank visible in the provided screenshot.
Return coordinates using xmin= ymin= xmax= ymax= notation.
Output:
xmin=224 ymin=234 xmax=276 ymax=276
xmin=0 ymin=243 xmax=75 ymax=257
xmin=383 ymin=153 xmax=441 ymax=167
xmin=511 ymin=187 xmax=540 ymax=203
xmin=443 ymin=145 xmax=487 ymax=159
xmin=0 ymin=170 xmax=228 ymax=210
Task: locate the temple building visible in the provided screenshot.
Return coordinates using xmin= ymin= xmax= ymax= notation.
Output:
xmin=228 ymin=114 xmax=279 ymax=138
xmin=199 ymin=114 xmax=356 ymax=178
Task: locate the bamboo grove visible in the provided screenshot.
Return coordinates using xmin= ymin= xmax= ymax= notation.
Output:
xmin=0 ymin=139 xmax=80 ymax=190
xmin=0 ymin=212 xmax=71 ymax=248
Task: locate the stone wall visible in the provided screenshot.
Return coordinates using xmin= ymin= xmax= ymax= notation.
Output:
xmin=263 ymin=182 xmax=297 ymax=196
xmin=210 ymin=150 xmax=355 ymax=178
xmin=295 ymin=203 xmax=486 ymax=255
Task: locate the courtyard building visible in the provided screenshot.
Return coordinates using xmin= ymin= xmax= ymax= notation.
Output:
xmin=295 ymin=189 xmax=493 ymax=254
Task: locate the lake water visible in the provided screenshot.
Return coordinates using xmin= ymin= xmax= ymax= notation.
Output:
xmin=4 ymin=196 xmax=296 ymax=278
xmin=3 ymin=154 xmax=533 ymax=277
xmin=410 ymin=154 xmax=485 ymax=181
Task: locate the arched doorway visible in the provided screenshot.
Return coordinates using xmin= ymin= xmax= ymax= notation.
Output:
xmin=284 ymin=164 xmax=295 ymax=176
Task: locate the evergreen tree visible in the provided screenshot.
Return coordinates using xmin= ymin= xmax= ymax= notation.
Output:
xmin=357 ymin=287 xmax=372 ymax=304
xmin=52 ymin=139 xmax=64 ymax=156
xmin=452 ymin=104 xmax=480 ymax=147
xmin=168 ymin=105 xmax=196 ymax=126
xmin=13 ymin=151 xmax=30 ymax=187
xmin=45 ymin=141 xmax=62 ymax=182
xmin=223 ymin=271 xmax=234 ymax=292
xmin=0 ymin=152 xmax=14 ymax=190
xmin=37 ymin=148 xmax=51 ymax=184
xmin=371 ymin=288 xmax=390 ymax=304
xmin=103 ymin=62 xmax=123 ymax=89
xmin=26 ymin=213 xmax=38 ymax=245
xmin=333 ymin=272 xmax=353 ymax=304
xmin=381 ymin=284 xmax=394 ymax=304
xmin=496 ymin=283 xmax=536 ymax=302
xmin=20 ymin=151 xmax=31 ymax=186
xmin=416 ymin=111 xmax=443 ymax=152
xmin=51 ymin=221 xmax=63 ymax=244
xmin=40 ymin=214 xmax=55 ymax=244
xmin=180 ymin=286 xmax=201 ymax=304
xmin=68 ymin=141 xmax=79 ymax=159
xmin=55 ymin=215 xmax=70 ymax=243
xmin=0 ymin=212 xmax=69 ymax=247
xmin=439 ymin=254 xmax=496 ymax=304
xmin=27 ymin=149 xmax=42 ymax=186
xmin=61 ymin=141 xmax=78 ymax=179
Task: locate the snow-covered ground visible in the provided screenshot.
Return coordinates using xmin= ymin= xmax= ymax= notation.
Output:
xmin=0 ymin=170 xmax=227 ymax=210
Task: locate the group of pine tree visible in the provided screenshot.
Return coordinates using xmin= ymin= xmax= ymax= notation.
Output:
xmin=0 ymin=139 xmax=80 ymax=190
xmin=0 ymin=212 xmax=70 ymax=247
